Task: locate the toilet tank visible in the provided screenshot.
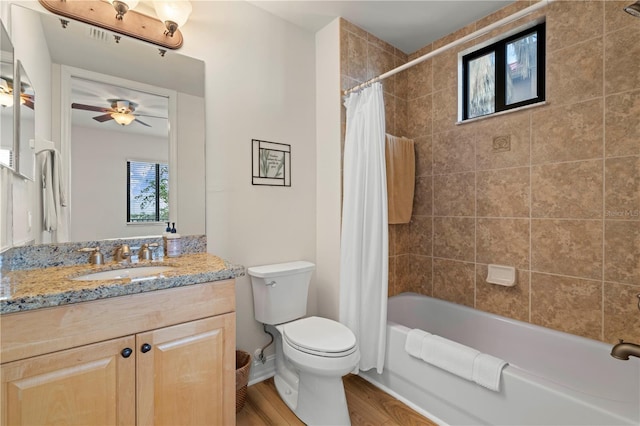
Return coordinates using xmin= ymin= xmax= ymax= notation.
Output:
xmin=247 ymin=261 xmax=315 ymax=325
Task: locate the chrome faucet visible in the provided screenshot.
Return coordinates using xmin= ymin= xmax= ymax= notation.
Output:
xmin=77 ymin=246 xmax=104 ymax=265
xmin=610 ymin=340 xmax=640 ymax=360
xmin=114 ymin=244 xmax=131 ymax=263
xmin=138 ymin=243 xmax=159 ymax=261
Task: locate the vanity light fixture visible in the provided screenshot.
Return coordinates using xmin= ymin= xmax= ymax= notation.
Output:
xmin=624 ymin=1 xmax=640 ymax=17
xmin=111 ymin=112 xmax=136 ymax=126
xmin=38 ymin=0 xmax=190 ymax=50
xmin=108 ymin=0 xmax=139 ymax=20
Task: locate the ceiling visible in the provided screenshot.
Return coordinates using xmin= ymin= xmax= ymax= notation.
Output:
xmin=247 ymin=1 xmax=516 ymax=54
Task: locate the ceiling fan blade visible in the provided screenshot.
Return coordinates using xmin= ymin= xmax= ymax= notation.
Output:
xmin=133 ymin=113 xmax=167 ymax=119
xmin=93 ymin=114 xmax=114 ymax=122
xmin=72 ymin=103 xmax=113 ymax=113
xmin=134 ymin=118 xmax=151 ymax=127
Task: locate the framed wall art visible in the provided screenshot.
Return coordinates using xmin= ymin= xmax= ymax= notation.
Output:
xmin=252 ymin=139 xmax=291 ymax=187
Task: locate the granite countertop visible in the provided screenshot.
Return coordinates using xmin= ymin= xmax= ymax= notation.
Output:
xmin=0 ymin=253 xmax=244 ymax=315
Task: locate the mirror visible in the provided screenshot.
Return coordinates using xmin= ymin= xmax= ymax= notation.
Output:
xmin=16 ymin=60 xmax=35 ymax=180
xmin=0 ymin=19 xmax=14 ymax=170
xmin=9 ymin=5 xmax=205 ymax=244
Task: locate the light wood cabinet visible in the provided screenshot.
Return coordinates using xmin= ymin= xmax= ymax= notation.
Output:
xmin=1 ymin=280 xmax=236 ymax=426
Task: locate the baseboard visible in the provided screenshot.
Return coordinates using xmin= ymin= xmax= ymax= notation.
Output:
xmin=248 ymin=354 xmax=276 ymax=386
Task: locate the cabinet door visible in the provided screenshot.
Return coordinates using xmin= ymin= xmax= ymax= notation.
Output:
xmin=136 ymin=313 xmax=235 ymax=426
xmin=1 ymin=336 xmax=135 ymax=426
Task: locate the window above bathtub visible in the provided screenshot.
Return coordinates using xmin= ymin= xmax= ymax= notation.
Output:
xmin=458 ymin=20 xmax=546 ymax=123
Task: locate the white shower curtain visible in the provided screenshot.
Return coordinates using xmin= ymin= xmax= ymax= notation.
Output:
xmin=340 ymin=82 xmax=388 ymax=374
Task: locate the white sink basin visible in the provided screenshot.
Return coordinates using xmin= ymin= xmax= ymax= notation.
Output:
xmin=71 ymin=266 xmax=175 ymax=281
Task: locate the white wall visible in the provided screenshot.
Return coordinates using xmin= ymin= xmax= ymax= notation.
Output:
xmin=315 ymin=19 xmax=342 ymax=321
xmin=70 ymin=126 xmax=168 ymax=241
xmin=178 ymin=2 xmax=317 ymax=357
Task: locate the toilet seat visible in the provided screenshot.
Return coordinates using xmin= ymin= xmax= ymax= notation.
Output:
xmin=283 ymin=316 xmax=357 ymax=358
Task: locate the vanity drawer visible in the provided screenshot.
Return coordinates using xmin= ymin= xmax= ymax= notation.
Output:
xmin=1 ymin=279 xmax=235 ymax=364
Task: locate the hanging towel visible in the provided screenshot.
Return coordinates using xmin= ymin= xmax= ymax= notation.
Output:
xmin=385 ymin=134 xmax=415 ymax=224
xmin=472 ymin=353 xmax=508 ymax=392
xmin=405 ymin=329 xmax=431 ymax=358
xmin=420 ymin=334 xmax=480 ymax=381
xmin=40 ymin=148 xmax=67 ymax=232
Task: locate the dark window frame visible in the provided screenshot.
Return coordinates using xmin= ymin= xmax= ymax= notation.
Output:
xmin=462 ymin=22 xmax=546 ymax=121
xmin=127 ymin=160 xmax=168 ymax=223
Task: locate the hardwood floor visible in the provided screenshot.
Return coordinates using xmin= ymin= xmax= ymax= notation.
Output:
xmin=236 ymin=374 xmax=438 ymax=425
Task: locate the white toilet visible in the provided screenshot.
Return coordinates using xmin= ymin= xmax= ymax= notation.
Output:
xmin=248 ymin=261 xmax=360 ymax=426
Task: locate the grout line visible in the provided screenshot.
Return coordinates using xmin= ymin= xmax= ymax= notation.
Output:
xmin=601 ymin=6 xmax=607 ymax=342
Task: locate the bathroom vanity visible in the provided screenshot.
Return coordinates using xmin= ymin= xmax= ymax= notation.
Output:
xmin=0 ymin=251 xmax=242 ymax=425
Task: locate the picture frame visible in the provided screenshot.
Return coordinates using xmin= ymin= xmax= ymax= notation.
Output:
xmin=252 ymin=139 xmax=291 ymax=187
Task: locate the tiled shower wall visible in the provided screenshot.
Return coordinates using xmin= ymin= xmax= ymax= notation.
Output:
xmin=340 ymin=1 xmax=639 ymax=344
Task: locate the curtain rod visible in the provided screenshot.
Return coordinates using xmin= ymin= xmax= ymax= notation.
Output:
xmin=343 ymin=0 xmax=554 ymax=96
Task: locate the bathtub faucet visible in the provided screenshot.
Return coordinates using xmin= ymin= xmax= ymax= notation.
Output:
xmin=610 ymin=340 xmax=640 ymax=360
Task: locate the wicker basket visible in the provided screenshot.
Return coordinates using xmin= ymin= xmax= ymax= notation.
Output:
xmin=235 ymin=350 xmax=252 ymax=413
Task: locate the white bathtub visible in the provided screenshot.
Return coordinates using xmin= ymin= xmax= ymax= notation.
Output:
xmin=360 ymin=293 xmax=640 ymax=426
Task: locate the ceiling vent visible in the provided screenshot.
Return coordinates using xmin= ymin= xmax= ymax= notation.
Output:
xmin=86 ymin=26 xmax=110 ymax=43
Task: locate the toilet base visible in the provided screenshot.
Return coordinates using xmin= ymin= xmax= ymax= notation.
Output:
xmin=294 ymin=370 xmax=351 ymax=426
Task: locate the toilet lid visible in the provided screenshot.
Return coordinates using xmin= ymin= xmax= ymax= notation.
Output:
xmin=283 ymin=317 xmax=356 ymax=355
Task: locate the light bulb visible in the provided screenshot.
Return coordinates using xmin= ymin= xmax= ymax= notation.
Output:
xmin=108 ymin=0 xmax=139 ymax=20
xmin=0 ymin=91 xmax=13 ymax=108
xmin=154 ymin=0 xmax=192 ymax=37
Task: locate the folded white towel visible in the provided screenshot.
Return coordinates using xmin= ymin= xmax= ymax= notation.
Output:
xmin=472 ymin=353 xmax=508 ymax=392
xmin=405 ymin=329 xmax=430 ymax=358
xmin=420 ymin=335 xmax=480 ymax=381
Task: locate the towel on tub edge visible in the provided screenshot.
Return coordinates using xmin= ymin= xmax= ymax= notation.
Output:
xmin=404 ymin=329 xmax=508 ymax=392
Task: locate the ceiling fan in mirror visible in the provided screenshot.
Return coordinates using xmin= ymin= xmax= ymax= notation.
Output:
xmin=71 ymin=99 xmax=160 ymax=126
xmin=0 ymin=77 xmax=34 ymax=109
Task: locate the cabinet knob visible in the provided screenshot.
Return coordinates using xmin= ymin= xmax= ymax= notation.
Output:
xmin=121 ymin=347 xmax=133 ymax=358
xmin=141 ymin=343 xmax=152 ymax=353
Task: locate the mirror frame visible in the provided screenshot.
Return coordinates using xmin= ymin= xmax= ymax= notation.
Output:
xmin=15 ymin=59 xmax=35 ymax=180
xmin=0 ymin=19 xmax=15 ymax=172
xmin=58 ymin=65 xmax=179 ymax=235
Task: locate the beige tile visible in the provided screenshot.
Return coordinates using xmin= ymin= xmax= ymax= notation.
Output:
xmin=388 ymin=255 xmax=398 ymax=297
xmin=531 ymin=99 xmax=604 ymax=164
xmin=605 ymin=26 xmax=640 ymax=95
xmin=406 ymin=95 xmax=432 ymax=139
xmin=477 ymin=218 xmax=530 ymax=270
xmin=604 ymin=282 xmax=640 ymax=344
xmin=432 ymin=47 xmax=458 ymax=91
xmin=433 ymin=217 xmax=475 ymax=262
xmin=433 ymin=127 xmax=476 ymax=174
xmin=531 ymin=219 xmax=603 ymax=280
xmin=367 ymin=32 xmax=396 ymax=56
xmin=605 ymin=0 xmax=640 ymax=34
xmin=396 ymin=255 xmax=432 ymax=295
xmin=531 ymin=273 xmax=602 ymax=341
xmin=340 ymin=18 xmax=368 ymax=39
xmin=395 ymin=216 xmax=432 ymax=257
xmin=475 ymin=111 xmax=531 ymax=171
xmin=340 ymin=25 xmax=349 ymax=76
xmin=605 ymin=156 xmax=640 ymax=221
xmin=605 ymin=90 xmax=640 ymax=157
xmin=547 ymin=1 xmax=603 ymax=53
xmin=388 ymin=225 xmax=397 ymax=256
xmin=396 ymin=99 xmax=408 ymax=138
xmin=413 ymin=176 xmax=433 ymax=216
xmin=395 ymin=60 xmax=409 ymax=101
xmin=433 ymin=25 xmax=475 ymax=51
xmin=346 ymin=32 xmax=368 ymax=82
xmin=531 ymin=160 xmax=604 ymax=219
xmin=432 ymin=85 xmax=458 ymax=132
xmin=433 ymin=173 xmax=475 ymax=217
xmin=477 ymin=167 xmax=530 ymax=218
xmin=605 ymin=221 xmax=640 ymax=285
xmin=433 ymin=258 xmax=475 ymax=307
xmin=476 ymin=265 xmax=530 ymax=322
xmin=414 ymin=136 xmax=432 ymax=177
xmin=547 ymin=38 xmax=603 ymax=106
xmin=384 ymin=96 xmax=396 ymax=136
xmin=407 ymin=58 xmax=432 ymax=100
xmin=367 ymin=43 xmax=396 ymax=93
